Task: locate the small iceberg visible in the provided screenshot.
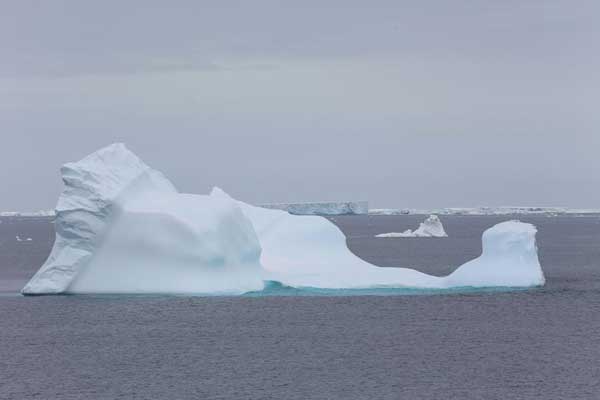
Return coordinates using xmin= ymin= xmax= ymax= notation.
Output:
xmin=376 ymin=215 xmax=447 ymax=238
xmin=22 ymin=144 xmax=545 ymax=295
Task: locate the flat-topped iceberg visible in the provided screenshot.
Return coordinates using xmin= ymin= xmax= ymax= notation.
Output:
xmin=23 ymin=144 xmax=545 ymax=295
xmin=376 ymin=215 xmax=447 ymax=238
xmin=259 ymin=201 xmax=368 ymax=215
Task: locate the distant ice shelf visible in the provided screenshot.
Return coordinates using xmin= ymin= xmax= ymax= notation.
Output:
xmin=369 ymin=207 xmax=600 ymax=216
xmin=0 ymin=210 xmax=55 ymax=217
xmin=259 ymin=201 xmax=368 ymax=215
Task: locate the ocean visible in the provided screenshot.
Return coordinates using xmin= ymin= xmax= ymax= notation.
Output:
xmin=1 ymin=214 xmax=599 ymax=399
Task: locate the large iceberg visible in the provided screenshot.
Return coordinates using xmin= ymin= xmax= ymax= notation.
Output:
xmin=22 ymin=144 xmax=263 ymax=295
xmin=23 ymin=144 xmax=545 ymax=295
xmin=375 ymin=215 xmax=447 ymax=238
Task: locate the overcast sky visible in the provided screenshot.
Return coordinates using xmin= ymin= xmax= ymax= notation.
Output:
xmin=1 ymin=0 xmax=598 ymax=210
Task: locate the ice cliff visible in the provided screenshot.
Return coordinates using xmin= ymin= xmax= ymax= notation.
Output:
xmin=375 ymin=215 xmax=447 ymax=238
xmin=22 ymin=144 xmax=263 ymax=295
xmin=23 ymin=144 xmax=545 ymax=295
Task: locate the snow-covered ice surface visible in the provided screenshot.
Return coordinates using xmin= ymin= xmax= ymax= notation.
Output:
xmin=376 ymin=215 xmax=447 ymax=238
xmin=259 ymin=201 xmax=368 ymax=215
xmin=23 ymin=144 xmax=546 ymax=295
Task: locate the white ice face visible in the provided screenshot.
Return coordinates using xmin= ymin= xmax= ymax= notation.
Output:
xmin=22 ymin=144 xmax=264 ymax=295
xmin=23 ymin=144 xmax=545 ymax=295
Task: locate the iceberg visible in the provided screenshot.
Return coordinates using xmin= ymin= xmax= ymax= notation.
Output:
xmin=23 ymin=144 xmax=545 ymax=295
xmin=259 ymin=201 xmax=368 ymax=215
xmin=375 ymin=215 xmax=447 ymax=238
xmin=22 ymin=144 xmax=264 ymax=295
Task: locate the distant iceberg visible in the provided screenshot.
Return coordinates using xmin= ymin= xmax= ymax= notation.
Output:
xmin=0 ymin=210 xmax=55 ymax=217
xmin=23 ymin=144 xmax=545 ymax=295
xmin=369 ymin=207 xmax=600 ymax=216
xmin=376 ymin=215 xmax=447 ymax=238
xmin=259 ymin=201 xmax=368 ymax=215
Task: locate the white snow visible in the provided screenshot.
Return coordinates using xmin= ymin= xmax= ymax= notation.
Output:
xmin=23 ymin=144 xmax=546 ymax=295
xmin=259 ymin=201 xmax=368 ymax=215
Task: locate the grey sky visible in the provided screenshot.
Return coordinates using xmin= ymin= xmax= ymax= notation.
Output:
xmin=1 ymin=0 xmax=598 ymax=210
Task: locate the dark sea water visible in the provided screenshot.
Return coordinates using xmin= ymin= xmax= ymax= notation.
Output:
xmin=1 ymin=215 xmax=599 ymax=399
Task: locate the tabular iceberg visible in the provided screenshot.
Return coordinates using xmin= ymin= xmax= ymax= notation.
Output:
xmin=375 ymin=215 xmax=447 ymax=238
xmin=259 ymin=201 xmax=368 ymax=215
xmin=23 ymin=144 xmax=545 ymax=295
